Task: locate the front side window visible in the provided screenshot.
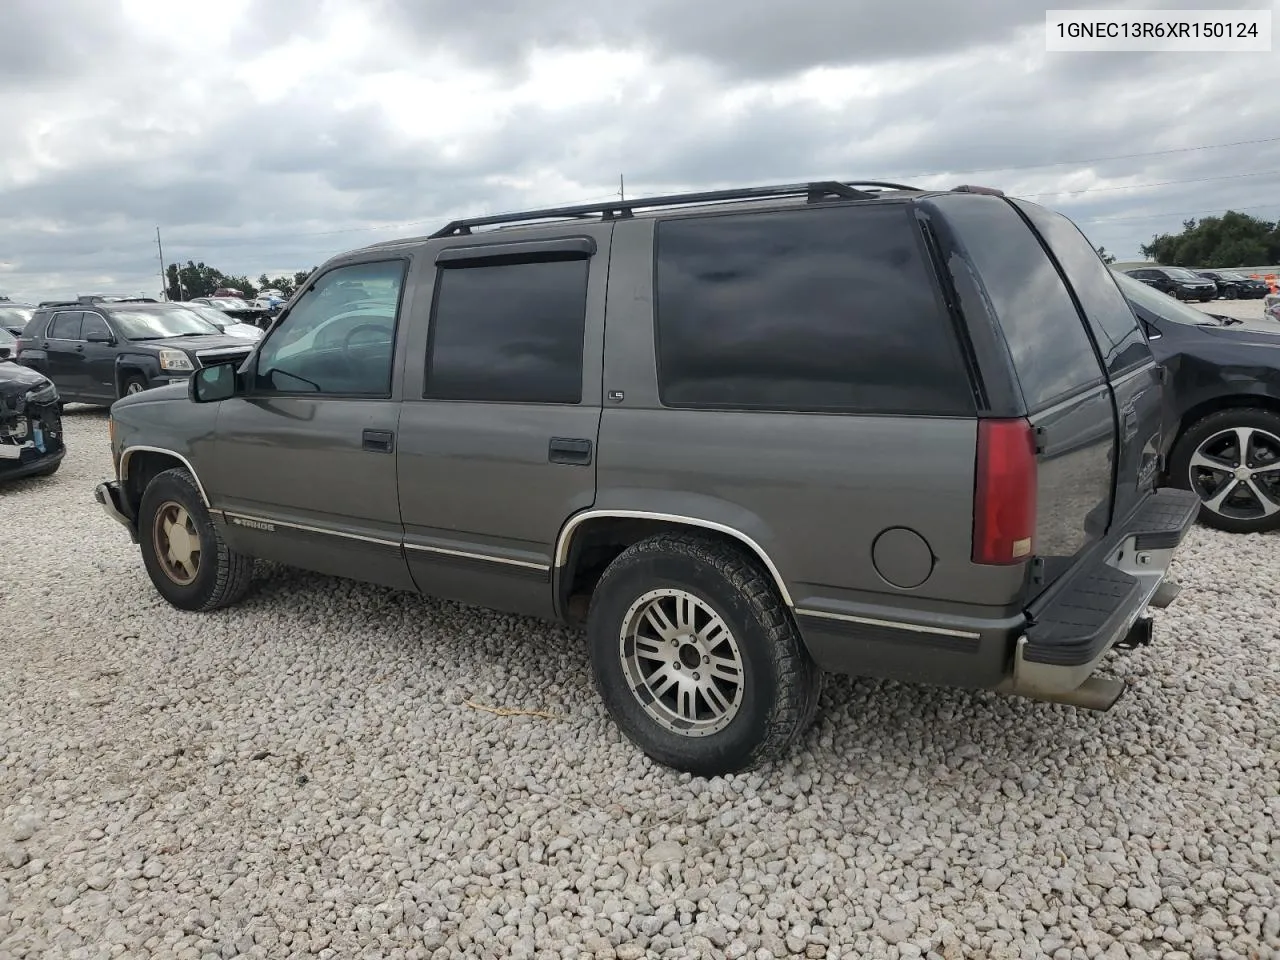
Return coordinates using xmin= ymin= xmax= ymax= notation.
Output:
xmin=81 ymin=314 xmax=113 ymax=340
xmin=254 ymin=260 xmax=406 ymax=396
xmin=47 ymin=312 xmax=83 ymax=340
xmin=654 ymin=204 xmax=975 ymax=414
xmin=424 ymin=257 xmax=589 ymax=404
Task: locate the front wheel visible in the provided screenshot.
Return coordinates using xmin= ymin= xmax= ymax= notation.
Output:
xmin=1169 ymin=408 xmax=1280 ymax=534
xmin=119 ymin=375 xmax=147 ymax=399
xmin=138 ymin=467 xmax=256 ymax=610
xmin=586 ymin=532 xmax=822 ymax=777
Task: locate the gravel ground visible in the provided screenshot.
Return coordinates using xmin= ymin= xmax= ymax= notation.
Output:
xmin=1 ymin=410 xmax=1278 ymax=960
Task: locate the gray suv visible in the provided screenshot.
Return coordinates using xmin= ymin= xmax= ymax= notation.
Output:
xmin=95 ymin=180 xmax=1200 ymax=776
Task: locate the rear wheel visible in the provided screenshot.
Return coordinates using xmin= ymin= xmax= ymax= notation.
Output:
xmin=138 ymin=467 xmax=256 ymax=610
xmin=586 ymin=532 xmax=822 ymax=777
xmin=1169 ymin=408 xmax=1280 ymax=534
xmin=1225 ymin=287 xmax=1239 ymax=300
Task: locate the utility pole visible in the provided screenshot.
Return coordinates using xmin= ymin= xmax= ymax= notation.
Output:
xmin=620 ymin=174 xmax=625 ymax=202
xmin=155 ymin=227 xmax=168 ymax=300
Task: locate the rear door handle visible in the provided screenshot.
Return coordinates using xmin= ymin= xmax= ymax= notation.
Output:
xmin=362 ymin=429 xmax=395 ymax=453
xmin=549 ymin=437 xmax=592 ymax=465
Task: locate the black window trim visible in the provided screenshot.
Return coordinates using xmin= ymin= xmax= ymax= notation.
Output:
xmin=246 ymin=255 xmax=410 ymax=402
xmin=421 ymin=252 xmax=592 ymax=405
xmin=649 ymin=200 xmax=980 ymax=418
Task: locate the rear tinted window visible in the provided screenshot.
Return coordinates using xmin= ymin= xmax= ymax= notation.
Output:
xmin=1013 ymin=200 xmax=1152 ymax=377
xmin=425 ymin=257 xmax=589 ymax=404
xmin=929 ymin=195 xmax=1103 ymax=411
xmin=654 ymin=204 xmax=974 ymax=415
xmin=48 ymin=312 xmax=83 ymax=340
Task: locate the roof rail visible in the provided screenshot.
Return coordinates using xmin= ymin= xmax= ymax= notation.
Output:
xmin=426 ymin=179 xmax=923 ymax=239
xmin=76 ymin=295 xmax=158 ymax=304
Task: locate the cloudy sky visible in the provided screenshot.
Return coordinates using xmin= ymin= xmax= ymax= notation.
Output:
xmin=1 ymin=0 xmax=1278 ymax=301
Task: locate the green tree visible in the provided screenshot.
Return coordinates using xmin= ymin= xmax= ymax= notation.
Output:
xmin=1095 ymin=246 xmax=1116 ymax=264
xmin=1140 ymin=211 xmax=1280 ymax=267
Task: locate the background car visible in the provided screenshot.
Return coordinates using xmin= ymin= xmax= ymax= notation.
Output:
xmin=0 ymin=326 xmax=18 ymax=361
xmin=1123 ymin=266 xmax=1218 ymax=302
xmin=190 ymin=296 xmax=272 ymax=328
xmin=0 ymin=302 xmax=35 ymax=336
xmin=0 ymin=362 xmax=65 ymax=481
xmin=181 ymin=302 xmax=264 ymax=340
xmin=1194 ymin=269 xmax=1270 ymax=300
xmin=1114 ymin=270 xmax=1280 ymax=534
xmin=16 ymin=298 xmax=255 ymax=403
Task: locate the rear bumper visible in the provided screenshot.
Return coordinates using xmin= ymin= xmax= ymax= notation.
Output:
xmin=95 ymin=480 xmax=139 ymax=542
xmin=997 ymin=487 xmax=1200 ymax=702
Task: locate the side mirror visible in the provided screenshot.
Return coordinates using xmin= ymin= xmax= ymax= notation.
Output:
xmin=189 ymin=360 xmax=239 ymax=403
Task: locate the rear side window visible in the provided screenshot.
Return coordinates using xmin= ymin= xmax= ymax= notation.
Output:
xmin=654 ymin=204 xmax=974 ymax=414
xmin=425 ymin=257 xmax=589 ymax=404
xmin=1013 ymin=200 xmax=1152 ymax=377
xmin=48 ymin=312 xmax=83 ymax=340
xmin=928 ymin=195 xmax=1103 ymax=411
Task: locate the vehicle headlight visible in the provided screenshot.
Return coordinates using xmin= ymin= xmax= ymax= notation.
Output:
xmin=159 ymin=349 xmax=194 ymax=372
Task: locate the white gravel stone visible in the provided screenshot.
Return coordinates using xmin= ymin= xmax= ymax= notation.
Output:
xmin=0 ymin=409 xmax=1277 ymax=959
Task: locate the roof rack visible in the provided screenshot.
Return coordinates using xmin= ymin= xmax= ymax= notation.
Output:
xmin=36 ymin=295 xmax=161 ymax=308
xmin=426 ymin=179 xmax=923 ymax=239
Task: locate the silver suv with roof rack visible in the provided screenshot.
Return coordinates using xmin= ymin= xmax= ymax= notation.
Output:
xmin=93 ymin=179 xmax=1200 ymax=776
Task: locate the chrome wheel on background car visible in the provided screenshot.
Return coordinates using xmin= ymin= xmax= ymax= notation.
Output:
xmin=1172 ymin=410 xmax=1280 ymax=534
xmin=619 ymin=587 xmax=745 ymax=737
xmin=152 ymin=500 xmax=202 ymax=585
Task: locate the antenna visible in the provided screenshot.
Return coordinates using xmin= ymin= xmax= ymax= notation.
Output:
xmin=155 ymin=227 xmax=168 ymax=301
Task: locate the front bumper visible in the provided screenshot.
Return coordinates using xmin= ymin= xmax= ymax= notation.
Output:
xmin=997 ymin=487 xmax=1200 ymax=707
xmin=95 ymin=480 xmax=139 ymax=542
xmin=0 ymin=445 xmax=65 ymax=481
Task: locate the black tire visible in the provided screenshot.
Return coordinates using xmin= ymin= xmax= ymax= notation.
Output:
xmin=586 ymin=532 xmax=822 ymax=777
xmin=1169 ymin=408 xmax=1280 ymax=534
xmin=1225 ymin=287 xmax=1239 ymax=300
xmin=119 ymin=375 xmax=147 ymax=399
xmin=138 ymin=467 xmax=255 ymax=611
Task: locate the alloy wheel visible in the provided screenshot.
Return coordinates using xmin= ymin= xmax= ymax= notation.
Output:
xmin=152 ymin=500 xmax=202 ymax=585
xmin=1188 ymin=426 xmax=1280 ymax=522
xmin=618 ymin=588 xmax=745 ymax=738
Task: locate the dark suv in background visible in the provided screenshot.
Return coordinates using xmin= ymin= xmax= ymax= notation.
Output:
xmin=16 ymin=297 xmax=256 ymax=403
xmin=96 ymin=180 xmax=1199 ymax=776
xmin=1193 ymin=269 xmax=1270 ymax=300
xmin=1124 ymin=266 xmax=1217 ymax=302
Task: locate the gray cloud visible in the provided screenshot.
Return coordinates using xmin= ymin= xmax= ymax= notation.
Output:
xmin=1 ymin=0 xmax=1279 ymax=301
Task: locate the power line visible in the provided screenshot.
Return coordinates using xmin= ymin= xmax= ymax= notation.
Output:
xmin=1080 ymin=202 xmax=1280 ymax=224
xmin=881 ymin=134 xmax=1280 ymax=182
xmin=1026 ymin=167 xmax=1280 ymax=200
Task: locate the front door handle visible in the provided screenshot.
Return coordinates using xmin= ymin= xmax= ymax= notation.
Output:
xmin=549 ymin=437 xmax=592 ymax=465
xmin=362 ymin=429 xmax=395 ymax=453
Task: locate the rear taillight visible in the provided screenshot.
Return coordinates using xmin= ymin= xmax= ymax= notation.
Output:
xmin=972 ymin=418 xmax=1037 ymax=566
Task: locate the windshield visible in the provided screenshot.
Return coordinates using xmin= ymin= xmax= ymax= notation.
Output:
xmin=1112 ymin=270 xmax=1219 ymax=326
xmin=110 ymin=307 xmax=221 ymax=340
xmin=0 ymin=306 xmax=33 ymax=329
xmin=1216 ymin=271 xmax=1246 ymax=280
xmin=184 ymin=304 xmax=231 ymax=328
xmin=1165 ymin=267 xmax=1203 ymax=280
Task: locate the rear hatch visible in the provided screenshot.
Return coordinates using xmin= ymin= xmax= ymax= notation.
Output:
xmin=923 ymin=193 xmax=1162 ymax=599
